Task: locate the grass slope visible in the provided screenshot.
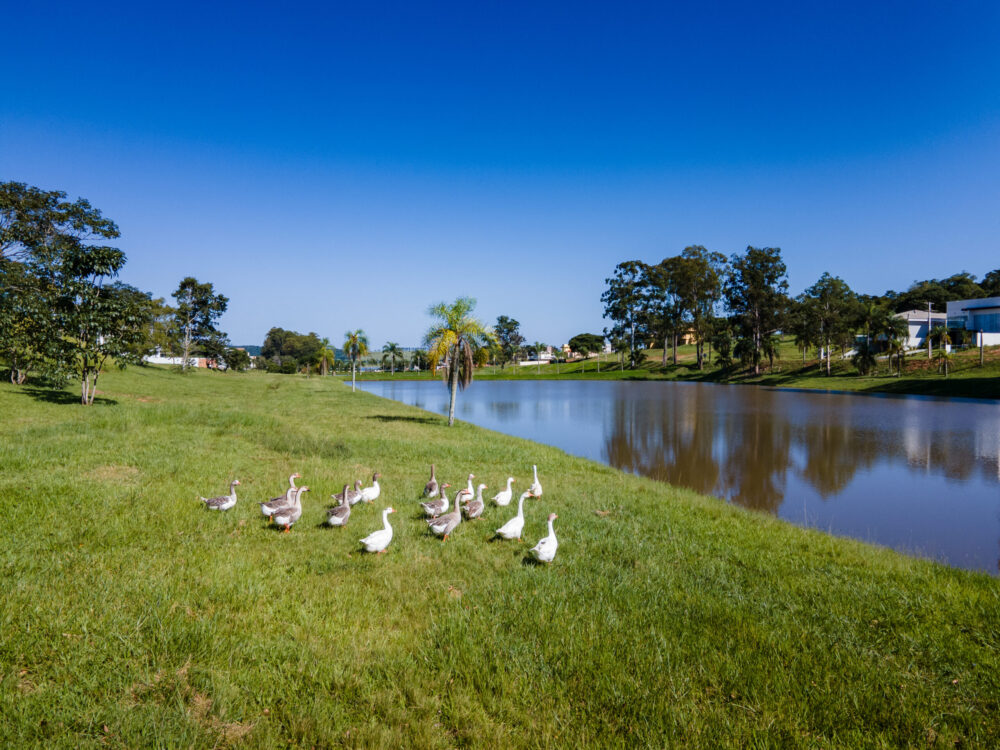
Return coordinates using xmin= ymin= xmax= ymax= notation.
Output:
xmin=2 ymin=367 xmax=998 ymax=748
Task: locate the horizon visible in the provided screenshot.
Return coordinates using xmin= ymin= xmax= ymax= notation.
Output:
xmin=3 ymin=1 xmax=998 ymax=348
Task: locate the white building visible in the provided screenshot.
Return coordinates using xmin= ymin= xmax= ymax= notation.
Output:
xmin=894 ymin=309 xmax=947 ymax=350
xmin=946 ymin=297 xmax=1000 ymax=347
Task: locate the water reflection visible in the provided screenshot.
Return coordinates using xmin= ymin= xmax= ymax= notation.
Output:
xmin=357 ymin=380 xmax=1000 ymax=573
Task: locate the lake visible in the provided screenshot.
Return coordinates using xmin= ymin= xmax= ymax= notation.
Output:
xmin=358 ymin=379 xmax=1000 ymax=575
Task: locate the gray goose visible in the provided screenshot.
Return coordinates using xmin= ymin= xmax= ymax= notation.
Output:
xmin=463 ymin=483 xmax=487 ymax=520
xmin=274 ymin=486 xmax=308 ymax=532
xmin=421 ymin=483 xmax=451 ymax=517
xmin=327 ymin=484 xmax=352 ymax=527
xmin=201 ymin=479 xmax=240 ymax=511
xmin=423 ymin=464 xmax=439 ymax=498
xmin=260 ymin=472 xmax=301 ymax=519
xmin=332 ymin=479 xmax=363 ymax=506
xmin=427 ymin=492 xmax=462 ymax=540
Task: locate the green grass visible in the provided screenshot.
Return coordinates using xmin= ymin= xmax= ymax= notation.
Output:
xmin=2 ymin=366 xmax=999 ymax=747
xmin=358 ymin=341 xmax=1000 ymax=399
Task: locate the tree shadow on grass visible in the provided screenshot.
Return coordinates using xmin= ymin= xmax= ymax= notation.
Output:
xmin=365 ymin=414 xmax=441 ymax=425
xmin=21 ymin=386 xmax=118 ymax=406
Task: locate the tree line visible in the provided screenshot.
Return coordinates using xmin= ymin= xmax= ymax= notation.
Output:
xmin=601 ymin=246 xmax=1000 ymax=376
xmin=0 ymin=181 xmax=240 ymax=403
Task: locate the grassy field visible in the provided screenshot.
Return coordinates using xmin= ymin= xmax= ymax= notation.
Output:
xmin=357 ymin=341 xmax=1000 ymax=399
xmin=2 ymin=366 xmax=999 ymax=747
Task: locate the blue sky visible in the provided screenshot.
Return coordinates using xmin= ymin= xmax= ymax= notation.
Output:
xmin=2 ymin=1 xmax=999 ymax=346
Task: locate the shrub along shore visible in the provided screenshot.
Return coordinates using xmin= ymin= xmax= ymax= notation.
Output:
xmin=1 ymin=366 xmax=998 ymax=747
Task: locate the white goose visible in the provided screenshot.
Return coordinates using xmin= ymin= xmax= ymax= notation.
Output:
xmin=463 ymin=483 xmax=487 ymax=520
xmin=496 ymin=491 xmax=533 ymax=541
xmin=455 ymin=473 xmax=475 ymax=505
xmin=492 ymin=477 xmax=515 ymax=506
xmin=359 ymin=472 xmax=382 ymax=504
xmin=360 ymin=507 xmax=396 ymax=554
xmin=529 ymin=513 xmax=559 ymax=563
xmin=201 ymin=479 xmax=240 ymax=511
xmin=421 ymin=483 xmax=451 ymax=517
xmin=529 ymin=465 xmax=543 ymax=498
xmin=260 ymin=472 xmax=301 ymax=519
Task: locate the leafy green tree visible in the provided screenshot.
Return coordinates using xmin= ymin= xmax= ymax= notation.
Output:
xmin=709 ymin=317 xmax=734 ymax=369
xmin=601 ymin=260 xmax=650 ymax=369
xmin=317 ymin=337 xmax=337 ymax=376
xmin=801 ymin=272 xmax=857 ymax=376
xmin=673 ymin=246 xmax=727 ymax=370
xmin=723 ymin=247 xmax=789 ymax=375
xmin=0 ymin=261 xmax=56 ymax=383
xmin=982 ymin=269 xmax=1000 ymax=297
xmin=55 ymin=242 xmax=150 ymax=405
xmin=171 ymin=277 xmax=228 ymax=372
xmin=221 ymin=347 xmax=251 ymax=372
xmin=425 ymin=297 xmax=494 ymax=426
xmin=494 ymin=315 xmax=524 ymax=369
xmin=343 ymin=329 xmax=369 ymax=391
xmin=382 ymin=341 xmax=402 ymax=374
xmin=641 ymin=257 xmax=683 ymax=366
xmin=931 ymin=326 xmax=953 ymax=376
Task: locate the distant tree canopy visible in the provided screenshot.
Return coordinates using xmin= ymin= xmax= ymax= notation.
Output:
xmin=568 ymin=333 xmax=604 ymax=356
xmin=494 ymin=315 xmax=524 ymax=368
xmin=884 ymin=272 xmax=991 ymax=312
xmin=261 ymin=327 xmax=327 ymax=372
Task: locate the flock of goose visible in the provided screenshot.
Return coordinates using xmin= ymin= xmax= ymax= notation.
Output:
xmin=199 ymin=463 xmax=559 ymax=563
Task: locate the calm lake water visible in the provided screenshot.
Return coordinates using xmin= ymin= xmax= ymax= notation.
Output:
xmin=358 ymin=380 xmax=1000 ymax=575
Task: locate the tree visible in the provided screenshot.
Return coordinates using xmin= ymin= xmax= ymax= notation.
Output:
xmin=382 ymin=342 xmax=402 ymax=375
xmin=317 ymin=337 xmax=337 ymax=376
xmin=672 ymin=246 xmax=727 ymax=370
xmin=494 ymin=316 xmax=524 ymax=369
xmin=343 ymin=329 xmax=369 ymax=392
xmin=932 ymin=326 xmax=953 ymax=376
xmin=723 ymin=247 xmax=789 ymax=376
xmin=801 ymin=272 xmax=857 ymax=376
xmin=643 ymin=257 xmax=684 ymax=366
xmin=221 ymin=347 xmax=251 ymax=372
xmin=709 ymin=317 xmax=734 ymax=369
xmin=55 ymin=241 xmax=150 ymax=404
xmin=425 ymin=297 xmax=494 ymax=426
xmin=982 ymin=269 xmax=1000 ymax=297
xmin=0 ymin=261 xmax=56 ymax=384
xmin=171 ymin=277 xmax=228 ymax=372
xmin=532 ymin=341 xmax=546 ymax=373
xmin=601 ymin=260 xmax=650 ymax=369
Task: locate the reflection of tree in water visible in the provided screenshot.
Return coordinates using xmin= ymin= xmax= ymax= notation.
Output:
xmin=717 ymin=399 xmax=791 ymax=514
xmin=488 ymin=401 xmax=521 ymax=421
xmin=797 ymin=421 xmax=873 ymax=498
xmin=604 ymin=388 xmax=720 ymax=497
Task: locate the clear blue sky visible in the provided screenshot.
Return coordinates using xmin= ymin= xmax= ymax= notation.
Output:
xmin=2 ymin=1 xmax=998 ymax=347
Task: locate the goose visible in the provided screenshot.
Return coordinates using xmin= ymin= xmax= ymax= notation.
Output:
xmin=428 ymin=491 xmax=463 ymax=540
xmin=529 ymin=513 xmax=559 ymax=563
xmin=326 ymin=484 xmax=352 ymax=527
xmin=260 ymin=472 xmax=301 ymax=519
xmin=496 ymin=491 xmax=533 ymax=541
xmin=201 ymin=479 xmax=240 ymax=511
xmin=423 ymin=464 xmax=439 ymax=498
xmin=421 ymin=483 xmax=451 ymax=517
xmin=463 ymin=483 xmax=487 ymax=520
xmin=274 ymin=486 xmax=308 ymax=532
xmin=359 ymin=472 xmax=382 ymax=504
xmin=332 ymin=480 xmax=363 ymax=506
xmin=492 ymin=477 xmax=515 ymax=506
xmin=455 ymin=473 xmax=475 ymax=505
xmin=529 ymin=465 xmax=543 ymax=498
xmin=360 ymin=507 xmax=396 ymax=554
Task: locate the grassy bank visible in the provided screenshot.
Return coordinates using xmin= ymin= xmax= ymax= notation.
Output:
xmin=2 ymin=366 xmax=999 ymax=747
xmin=357 ymin=341 xmax=1000 ymax=399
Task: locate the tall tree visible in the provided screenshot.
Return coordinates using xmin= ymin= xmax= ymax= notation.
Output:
xmin=171 ymin=277 xmax=228 ymax=372
xmin=673 ymin=246 xmax=727 ymax=370
xmin=723 ymin=247 xmax=789 ymax=376
xmin=494 ymin=315 xmax=524 ymax=369
xmin=801 ymin=272 xmax=857 ymax=376
xmin=382 ymin=341 xmax=402 ymax=374
xmin=317 ymin=337 xmax=337 ymax=376
xmin=601 ymin=260 xmax=650 ymax=369
xmin=425 ymin=297 xmax=494 ymax=426
xmin=343 ymin=329 xmax=369 ymax=392
xmin=643 ymin=257 xmax=684 ymax=366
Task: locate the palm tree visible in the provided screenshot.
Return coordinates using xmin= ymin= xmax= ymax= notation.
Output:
xmin=317 ymin=337 xmax=337 ymax=377
xmin=932 ymin=326 xmax=952 ymax=377
xmin=343 ymin=329 xmax=369 ymax=392
xmin=886 ymin=334 xmax=904 ymax=377
xmin=533 ymin=341 xmax=545 ymax=373
xmin=382 ymin=341 xmax=401 ymax=375
xmin=425 ymin=297 xmax=494 ymax=426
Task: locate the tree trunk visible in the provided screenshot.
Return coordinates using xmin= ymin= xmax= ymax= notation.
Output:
xmin=447 ymin=349 xmax=459 ymax=426
xmin=826 ymin=343 xmax=831 ymax=376
xmin=661 ymin=337 xmax=668 ymax=366
xmin=672 ymin=333 xmax=677 ymax=365
xmin=351 ymin=360 xmax=356 ymax=392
